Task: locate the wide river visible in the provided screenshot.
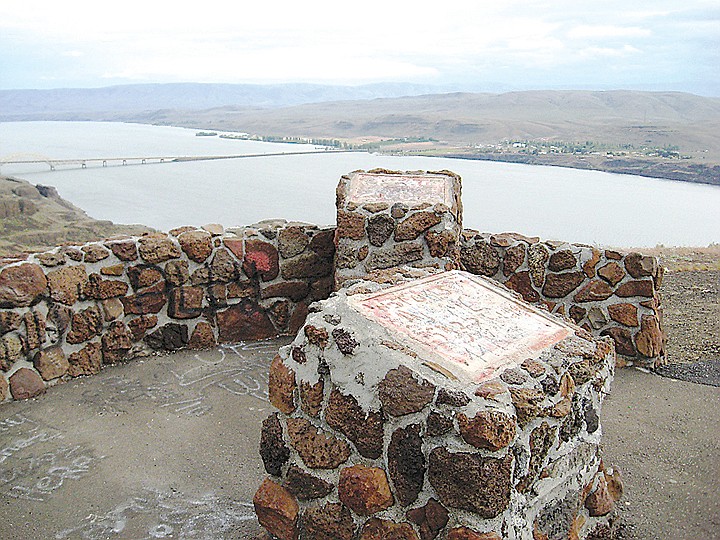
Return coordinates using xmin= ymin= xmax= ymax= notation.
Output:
xmin=1 ymin=121 xmax=718 ymax=247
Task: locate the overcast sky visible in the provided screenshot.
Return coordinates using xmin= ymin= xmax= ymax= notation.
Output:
xmin=0 ymin=0 xmax=718 ymax=95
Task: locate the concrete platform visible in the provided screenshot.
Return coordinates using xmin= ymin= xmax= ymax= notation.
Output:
xmin=1 ymin=340 xmax=718 ymax=540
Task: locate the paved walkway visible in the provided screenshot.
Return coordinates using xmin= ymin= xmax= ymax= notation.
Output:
xmin=1 ymin=341 xmax=718 ymax=540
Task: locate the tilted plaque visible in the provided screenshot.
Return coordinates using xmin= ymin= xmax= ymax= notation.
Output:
xmin=349 ymin=271 xmax=572 ymax=382
xmin=346 ymin=172 xmax=454 ymax=206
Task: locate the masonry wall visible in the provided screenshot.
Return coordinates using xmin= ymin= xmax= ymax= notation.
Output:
xmin=0 ymin=221 xmax=335 ymax=402
xmin=459 ymin=231 xmax=666 ymax=369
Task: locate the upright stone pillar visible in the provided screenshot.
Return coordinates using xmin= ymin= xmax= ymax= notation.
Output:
xmin=334 ymin=169 xmax=463 ymax=289
xmin=254 ymin=269 xmax=620 ymax=540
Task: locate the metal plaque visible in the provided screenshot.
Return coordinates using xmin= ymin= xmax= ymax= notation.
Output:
xmin=349 ymin=271 xmax=572 ymax=382
xmin=346 ymin=172 xmax=454 ymax=206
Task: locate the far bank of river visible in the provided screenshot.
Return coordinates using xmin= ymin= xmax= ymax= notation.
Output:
xmin=1 ymin=121 xmax=719 ymax=248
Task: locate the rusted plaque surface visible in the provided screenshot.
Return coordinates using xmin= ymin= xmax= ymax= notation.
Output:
xmin=350 ymin=271 xmax=572 ymax=382
xmin=346 ymin=172 xmax=454 ymax=206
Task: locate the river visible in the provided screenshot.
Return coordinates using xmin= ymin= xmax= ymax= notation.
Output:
xmin=1 ymin=121 xmax=718 ymax=247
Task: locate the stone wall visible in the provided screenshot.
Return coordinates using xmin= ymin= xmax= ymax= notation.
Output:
xmin=0 ymin=221 xmax=335 ymax=402
xmin=254 ymin=270 xmax=622 ymax=540
xmin=460 ymin=231 xmax=665 ymax=369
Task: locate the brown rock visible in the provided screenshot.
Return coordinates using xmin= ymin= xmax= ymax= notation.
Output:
xmin=635 ymin=315 xmax=664 ymax=358
xmin=338 ymin=465 xmax=394 ymax=516
xmin=84 ymin=273 xmax=129 ymax=300
xmin=504 ymin=271 xmax=540 ymax=303
xmin=379 ymin=365 xmax=436 ymax=416
xmin=366 ymin=214 xmax=396 ymax=246
xmin=144 ymin=323 xmax=188 ymax=350
xmin=528 ymin=244 xmax=549 ymax=287
xmin=601 ymin=327 xmax=636 ymax=357
xmin=522 ymin=358 xmax=546 ymax=377
xmin=299 ymin=379 xmax=324 ymax=417
xmin=167 ymin=286 xmax=204 ymax=319
xmin=216 ymin=300 xmax=277 ymax=342
xmin=120 ymin=289 xmax=166 ymax=315
xmin=138 ymin=234 xmax=181 ymax=264
xmin=47 ymin=265 xmax=86 ymax=305
xmin=209 ymin=248 xmax=240 ymax=282
xmin=33 ymin=346 xmax=68 ymax=380
xmin=222 ymin=237 xmax=244 ymax=260
xmin=457 ymin=410 xmax=517 ymax=451
xmin=81 ymin=244 xmax=110 ymax=263
xmin=548 ymin=250 xmax=577 ymax=272
xmin=169 ymin=226 xmax=196 ymax=237
xmin=615 ymin=279 xmax=654 ymax=298
xmin=302 ymin=503 xmax=355 ymax=540
xmin=261 ymin=281 xmax=310 ymax=302
xmin=101 ymin=321 xmax=132 ymax=363
xmin=395 ymin=211 xmax=441 ymax=241
xmin=502 ymin=244 xmax=526 ymax=276
xmin=127 ymin=265 xmax=164 ymax=291
xmin=582 ymin=248 xmax=601 ymax=278
xmin=286 ymin=417 xmax=350 ymax=469
xmin=436 ymin=388 xmax=470 ymax=406
xmin=289 ymin=302 xmax=310 ymax=335
xmin=188 ymin=322 xmax=216 ymax=349
xmin=226 ymin=279 xmax=255 ymax=299
xmin=0 ymin=375 xmax=8 ymax=400
xmin=0 ymin=312 xmax=22 ymax=335
xmin=364 ymin=242 xmax=424 ymax=271
xmin=426 ymin=411 xmax=453 ymax=437
xmin=597 ymin=262 xmax=625 ymax=286
xmin=68 ymin=342 xmax=103 ymax=377
xmin=106 ymin=240 xmax=138 ymax=261
xmin=285 ymin=465 xmax=334 ymax=501
xmin=332 ymin=328 xmax=358 ymax=355
xmin=36 ymin=252 xmax=65 ymax=267
xmin=178 ymin=230 xmax=213 ymax=263
xmin=9 ymin=367 xmax=46 ymax=400
xmin=560 ymin=373 xmax=576 ymax=397
xmin=607 ymin=303 xmax=639 ymax=327
xmin=388 ymin=423 xmax=425 ymax=506
xmin=542 ymin=272 xmax=585 ymax=298
xmin=165 ymin=260 xmax=189 ymax=286
xmin=585 ymin=475 xmax=615 ymax=517
xmin=604 ymin=468 xmax=624 ymax=501
xmin=325 ymin=388 xmax=384 ymax=458
xmin=510 ymin=388 xmax=545 ymax=427
xmin=337 ymin=210 xmax=366 ymax=240
xmin=0 ymin=334 xmax=23 ymax=371
xmin=461 ymin=242 xmax=500 ymax=277
xmin=60 ymin=247 xmax=83 ymax=261
xmin=127 ymin=315 xmax=158 ymax=341
xmin=427 ymin=447 xmax=512 ymax=518
xmin=309 ymin=228 xmax=335 ymax=259
xmin=277 ymin=227 xmax=309 ymax=258
xmin=282 ymin=251 xmax=334 ymax=280
xmin=269 ymin=355 xmax=296 ymax=414
xmin=573 ymin=280 xmax=614 ymax=303
xmin=447 ymin=528 xmax=501 ymax=540
xmin=260 ymin=413 xmax=290 ymax=476
xmin=475 ymin=380 xmax=509 ymax=399
xmin=406 ymin=498 xmax=449 ymax=540
xmin=100 ymin=264 xmax=125 ymax=276
xmin=66 ymin=306 xmax=103 ymax=344
xmin=23 ymin=310 xmax=46 ymax=351
xmin=202 ymin=223 xmax=224 ymax=236
xmin=569 ymin=305 xmax=587 ymax=323
xmin=624 ymin=252 xmax=657 ymax=279
xmin=243 ymin=240 xmax=280 ymax=281
xmin=253 ymin=478 xmax=299 ymax=540
xmin=425 ymin=230 xmax=457 ymax=259
xmin=359 ymin=518 xmax=419 ymax=540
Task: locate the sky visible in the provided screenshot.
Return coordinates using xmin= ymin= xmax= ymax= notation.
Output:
xmin=0 ymin=0 xmax=718 ymax=95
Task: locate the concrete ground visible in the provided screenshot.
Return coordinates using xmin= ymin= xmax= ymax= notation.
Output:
xmin=1 ymin=339 xmax=718 ymax=540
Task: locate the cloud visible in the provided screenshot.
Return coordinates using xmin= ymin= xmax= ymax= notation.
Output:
xmin=567 ymin=25 xmax=651 ymax=39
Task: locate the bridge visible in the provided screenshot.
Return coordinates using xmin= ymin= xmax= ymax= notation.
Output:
xmin=0 ymin=149 xmax=358 ymax=171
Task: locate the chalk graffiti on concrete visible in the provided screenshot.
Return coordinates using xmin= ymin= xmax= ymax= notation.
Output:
xmin=55 ymin=489 xmax=259 ymax=539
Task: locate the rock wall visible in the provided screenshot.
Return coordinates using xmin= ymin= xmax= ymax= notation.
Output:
xmin=0 ymin=221 xmax=335 ymax=402
xmin=460 ymin=231 xmax=666 ymax=368
xmin=254 ymin=270 xmax=622 ymax=540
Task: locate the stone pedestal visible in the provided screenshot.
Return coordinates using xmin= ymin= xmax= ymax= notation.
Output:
xmin=254 ymin=269 xmax=620 ymax=540
xmin=334 ymin=169 xmax=463 ymax=290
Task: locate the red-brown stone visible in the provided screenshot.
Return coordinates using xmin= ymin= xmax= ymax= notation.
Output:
xmin=81 ymin=244 xmax=110 ymax=263
xmin=120 ymin=289 xmax=167 ymax=315
xmin=615 ymin=280 xmax=654 ymax=298
xmin=447 ymin=527 xmax=501 ymax=540
xmin=359 ymin=518 xmax=419 ymax=540
xmin=585 ymin=476 xmax=615 ymax=517
xmin=285 ymin=465 xmax=333 ymax=501
xmin=406 ymin=498 xmax=449 ymax=540
xmin=84 ymin=274 xmax=129 ymax=300
xmin=608 ymin=303 xmax=639 ymax=327
xmin=165 ymin=260 xmax=189 ymax=286
xmin=127 ymin=315 xmax=158 ymax=341
xmin=178 ymin=230 xmax=213 ymax=263
xmin=127 ymin=265 xmax=163 ymax=291
xmin=261 ymin=281 xmax=310 ymax=302
xmin=106 ymin=240 xmax=138 ymax=261
xmin=475 ymin=380 xmax=509 ymax=399
xmin=624 ymin=252 xmax=657 ymax=279
xmin=47 ymin=265 xmax=86 ymax=305
xmin=281 ymin=251 xmax=334 ymax=280
xmin=304 ymin=325 xmax=329 ymax=348
xmin=573 ymin=280 xmax=614 ymax=303
xmin=510 ymin=388 xmax=546 ymax=427
xmin=216 ymin=300 xmax=277 ymax=342
xmin=167 ymin=286 xmax=204 ymax=319
xmin=548 ymin=250 xmax=577 ymax=272
xmin=9 ymin=367 xmax=46 ymax=400
xmin=243 ymin=240 xmax=280 ymax=281
xmin=395 ymin=211 xmax=442 ymax=241
xmin=504 ymin=271 xmax=540 ymax=303
xmin=286 ymin=418 xmax=350 ymax=469
xmin=597 ymin=262 xmax=625 ymax=286
xmin=338 ymin=464 xmax=394 ymax=516
xmin=269 ymin=355 xmax=296 ymax=414
xmin=582 ymin=248 xmax=601 ymax=278
xmin=188 ymin=322 xmax=216 ymax=349
xmin=300 ymin=379 xmax=324 ymax=417
xmin=0 ymin=312 xmax=21 ymax=335
xmin=379 ymin=365 xmax=436 ymax=416
xmin=388 ymin=423 xmax=425 ymax=506
xmin=461 ymin=242 xmax=500 ymax=277
xmin=66 ymin=306 xmax=103 ymax=345
xmin=457 ymin=410 xmax=517 ymax=451
xmin=337 ymin=210 xmax=366 ymax=240
xmin=302 ymin=503 xmax=355 ymax=540
xmin=33 ymin=346 xmax=69 ymax=380
xmin=68 ymin=342 xmax=103 ymax=377
xmin=260 ymin=413 xmax=290 ymax=476
xmin=23 ymin=310 xmax=46 ymax=351
xmin=137 ymin=234 xmax=181 ymax=264
xmin=425 ymin=230 xmax=456 ymax=259
xmin=254 ymin=478 xmax=299 ymax=540
xmin=601 ymin=327 xmax=637 ymax=357
xmin=0 ymin=375 xmax=7 ymax=400
xmin=542 ymin=272 xmax=585 ymax=298
xmin=210 ymin=248 xmax=240 ymax=282
xmin=101 ymin=321 xmax=132 ymax=363
xmin=635 ymin=315 xmax=664 ymax=358
xmin=503 ymin=244 xmax=526 ymax=276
